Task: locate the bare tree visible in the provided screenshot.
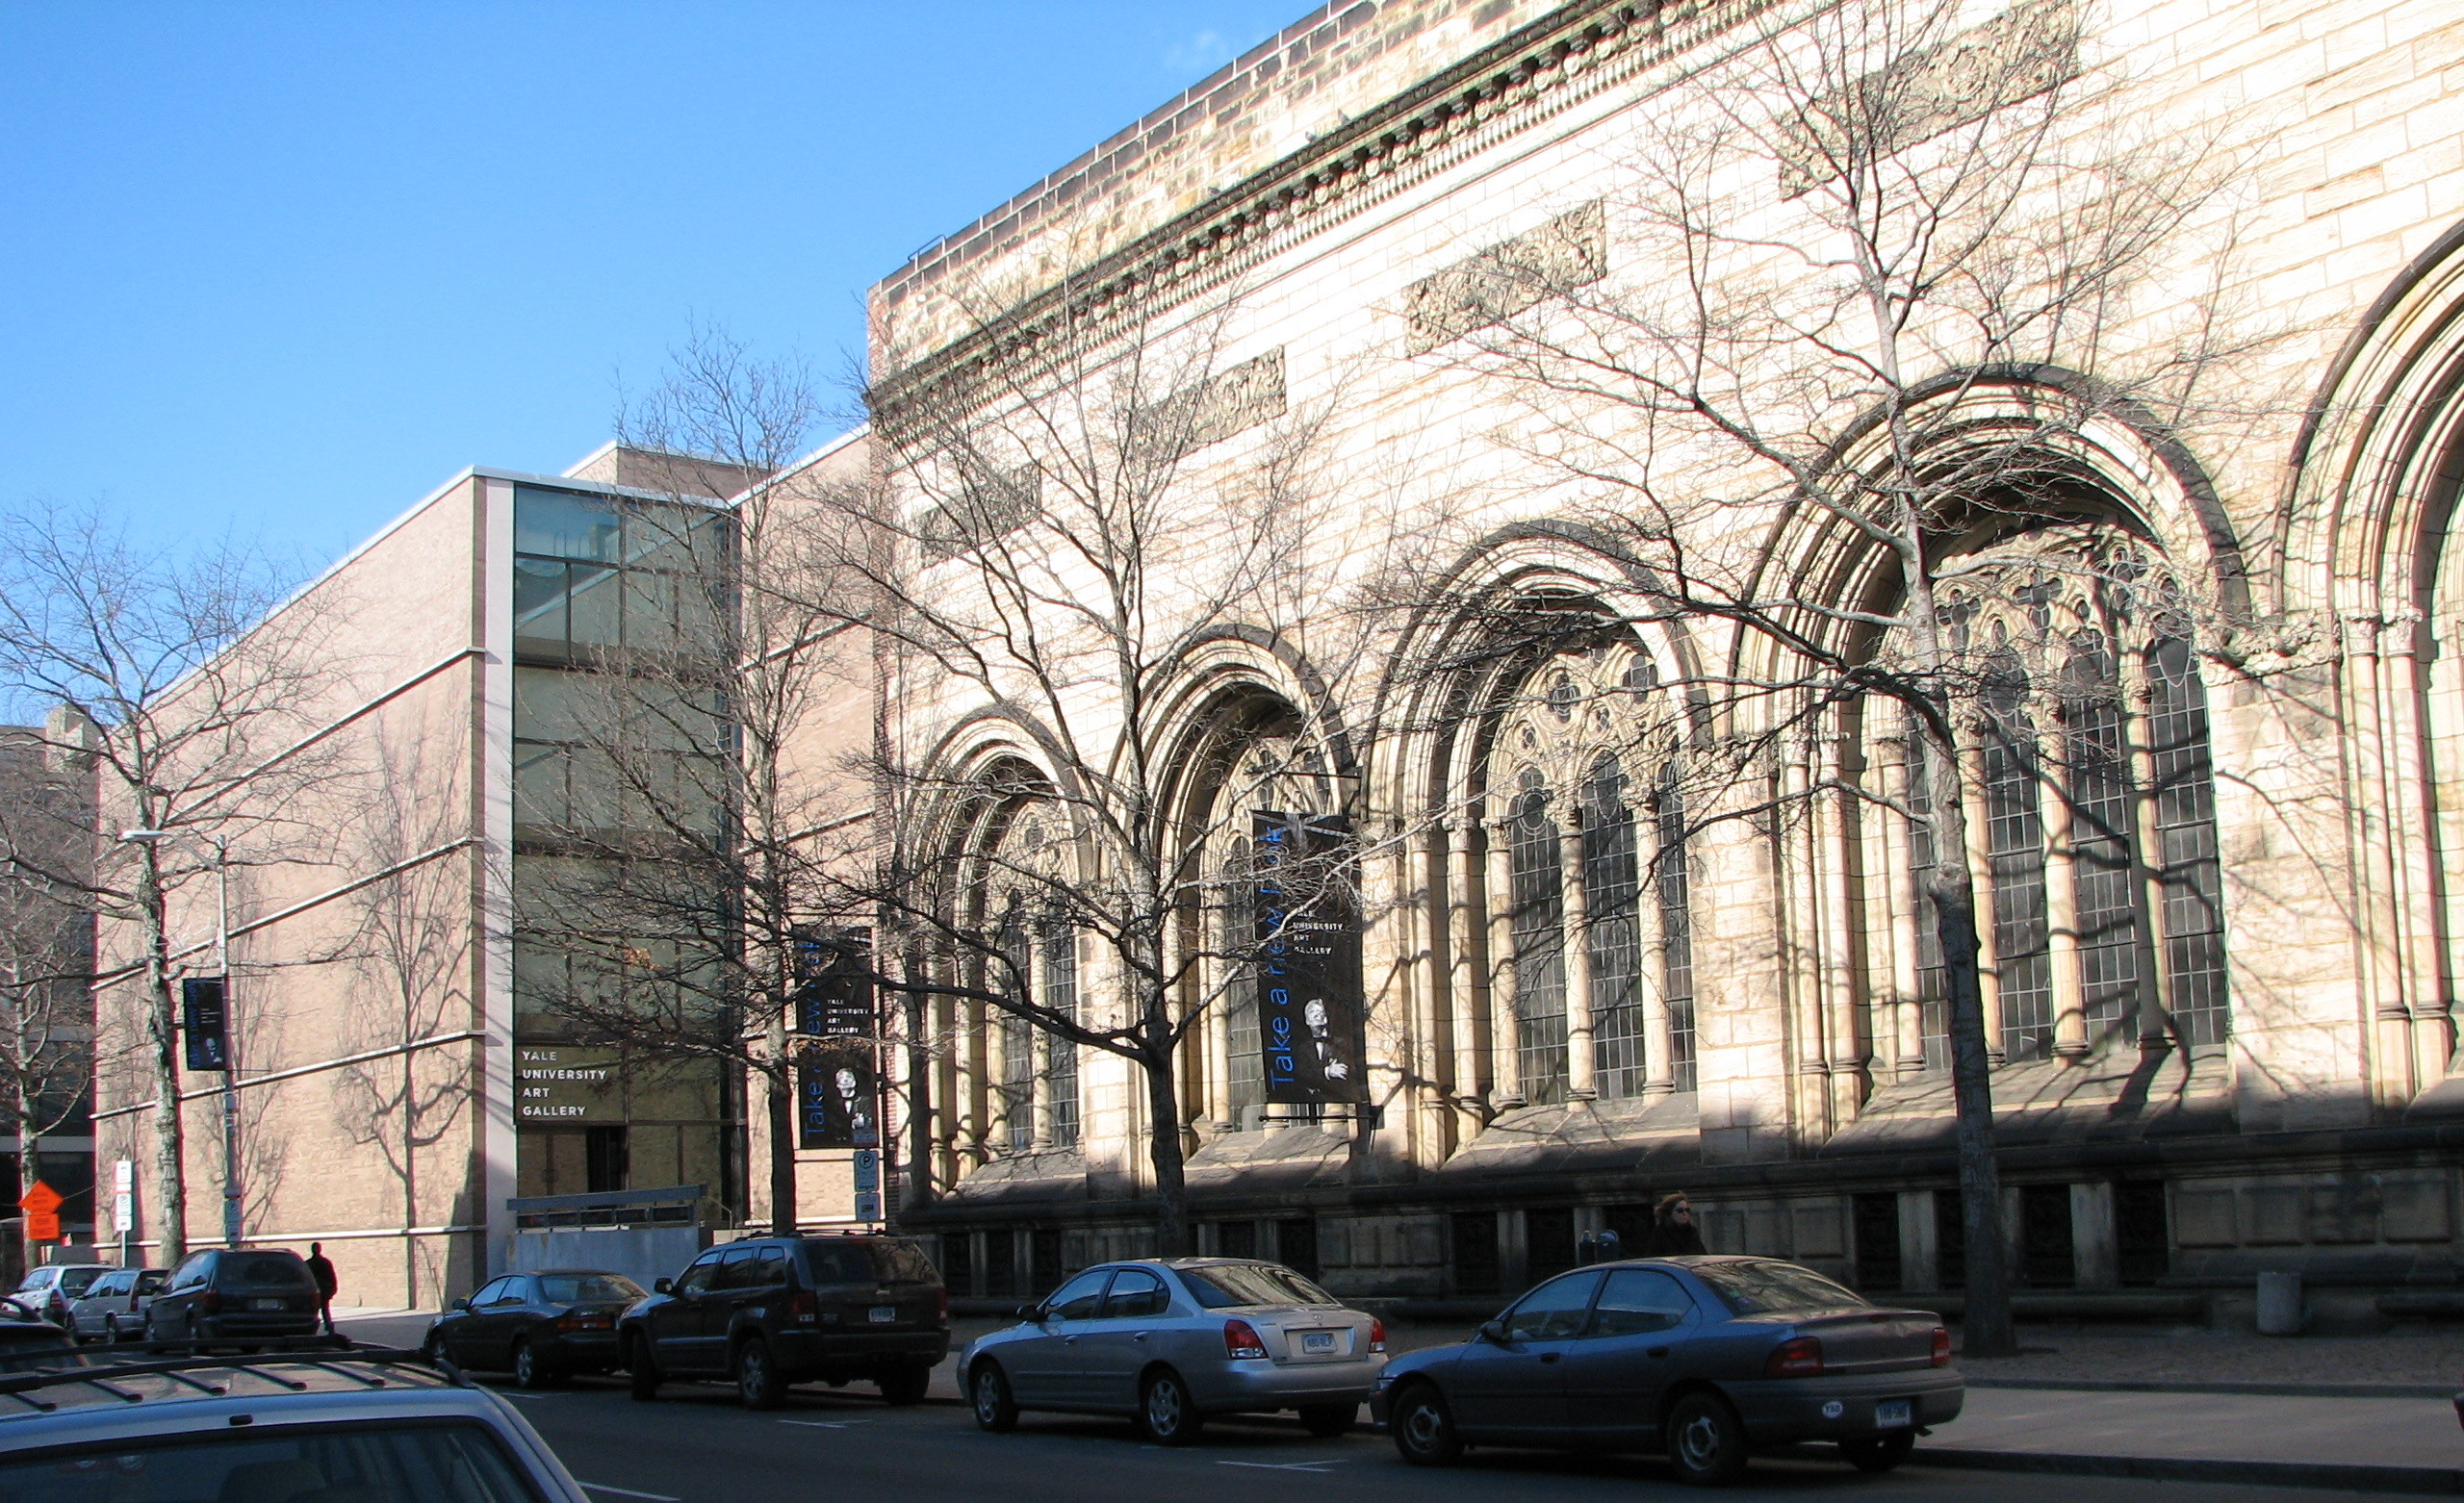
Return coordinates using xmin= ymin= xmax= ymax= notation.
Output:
xmin=0 ymin=502 xmax=341 ymax=1266
xmin=0 ymin=714 xmax=99 ymax=1270
xmin=1413 ymin=0 xmax=2264 ymax=1353
xmin=513 ymin=329 xmax=850 ymax=1235
xmin=832 ymin=289 xmax=1395 ymax=1257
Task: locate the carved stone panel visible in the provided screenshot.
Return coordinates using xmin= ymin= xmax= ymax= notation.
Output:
xmin=1405 ymin=202 xmax=1605 ymax=354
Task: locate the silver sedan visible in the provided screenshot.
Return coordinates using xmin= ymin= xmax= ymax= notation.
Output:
xmin=962 ymin=1258 xmax=1387 ymax=1444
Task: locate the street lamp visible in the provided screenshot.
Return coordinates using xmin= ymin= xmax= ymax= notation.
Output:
xmin=117 ymin=828 xmax=240 ymax=1249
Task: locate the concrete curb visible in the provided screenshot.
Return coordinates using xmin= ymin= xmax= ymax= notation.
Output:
xmin=1967 ymin=1376 xmax=2459 ymax=1400
xmin=1912 ymin=1446 xmax=2464 ymax=1495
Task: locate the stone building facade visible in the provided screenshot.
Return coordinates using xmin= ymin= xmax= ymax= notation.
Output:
xmin=866 ymin=0 xmax=2464 ymax=1327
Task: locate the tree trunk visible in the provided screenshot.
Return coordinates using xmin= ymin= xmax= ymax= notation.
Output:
xmin=765 ymin=1018 xmax=798 ymax=1235
xmin=1917 ymin=725 xmax=2015 ymax=1358
xmin=1142 ymin=1036 xmax=1192 ymax=1257
xmin=137 ymin=853 xmax=188 ymax=1267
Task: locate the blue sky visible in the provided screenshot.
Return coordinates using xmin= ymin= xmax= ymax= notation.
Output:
xmin=0 ymin=2 xmax=1302 ymax=566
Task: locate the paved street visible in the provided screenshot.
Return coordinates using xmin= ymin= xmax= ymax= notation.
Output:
xmin=473 ymin=1372 xmax=2442 ymax=1503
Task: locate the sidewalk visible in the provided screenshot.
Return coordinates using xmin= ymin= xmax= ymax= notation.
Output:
xmin=1916 ymin=1386 xmax=2464 ymax=1494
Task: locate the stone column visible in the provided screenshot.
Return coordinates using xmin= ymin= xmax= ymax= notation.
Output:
xmin=1782 ymin=739 xmax=1832 ymax=1139
xmin=1639 ymin=786 xmax=1676 ymax=1094
xmin=2378 ymin=616 xmax=2454 ymax=1085
xmin=1957 ymin=719 xmax=2007 ymax=1063
xmin=1485 ymin=809 xmax=1526 ymax=1108
xmin=1816 ymin=726 xmax=1867 ymax=1121
xmin=2038 ymin=691 xmax=2089 ymax=1062
xmin=2122 ymin=651 xmax=2180 ymax=1057
xmin=1558 ymin=789 xmax=1599 ymax=1101
xmin=1447 ymin=819 xmax=1488 ymax=1137
xmin=1876 ymin=734 xmax=1927 ymax=1077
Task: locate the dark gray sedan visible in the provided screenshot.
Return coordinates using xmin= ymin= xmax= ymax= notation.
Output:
xmin=962 ymin=1258 xmax=1386 ymax=1444
xmin=1370 ymin=1256 xmax=1961 ymax=1486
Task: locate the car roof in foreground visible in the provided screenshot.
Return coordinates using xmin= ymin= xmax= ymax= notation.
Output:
xmin=0 ymin=1352 xmax=505 ymax=1440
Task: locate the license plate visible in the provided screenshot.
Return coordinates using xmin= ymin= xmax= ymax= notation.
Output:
xmin=869 ymin=1306 xmax=897 ymax=1324
xmin=1301 ymin=1331 xmax=1337 ymax=1354
xmin=1875 ymin=1399 xmax=1912 ymax=1428
xmin=249 ymin=1298 xmax=288 ymax=1312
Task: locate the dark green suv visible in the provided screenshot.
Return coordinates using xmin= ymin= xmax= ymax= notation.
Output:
xmin=621 ymin=1234 xmax=948 ymax=1409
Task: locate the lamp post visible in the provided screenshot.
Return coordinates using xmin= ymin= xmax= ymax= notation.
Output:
xmin=117 ymin=829 xmax=240 ymax=1249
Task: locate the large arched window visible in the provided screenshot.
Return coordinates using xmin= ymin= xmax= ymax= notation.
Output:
xmin=1486 ymin=643 xmax=1695 ymax=1103
xmin=970 ymin=802 xmax=1082 ymax=1153
xmin=1884 ymin=529 xmax=2228 ymax=1064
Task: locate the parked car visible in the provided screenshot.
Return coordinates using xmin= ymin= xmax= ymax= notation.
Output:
xmin=0 ymin=1349 xmax=587 ymax=1501
xmin=12 ymin=1263 xmax=110 ymax=1330
xmin=962 ymin=1257 xmax=1388 ymax=1445
xmin=1371 ymin=1255 xmax=1962 ymax=1487
xmin=622 ymin=1233 xmax=948 ymax=1409
xmin=425 ymin=1268 xmax=646 ymax=1387
xmin=0 ymin=1294 xmax=73 ymax=1356
xmin=144 ymin=1247 xmax=323 ymax=1345
xmin=64 ymin=1265 xmax=167 ymax=1343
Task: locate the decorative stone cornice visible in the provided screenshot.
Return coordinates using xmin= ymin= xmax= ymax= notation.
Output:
xmin=867 ymin=0 xmax=1787 ymax=425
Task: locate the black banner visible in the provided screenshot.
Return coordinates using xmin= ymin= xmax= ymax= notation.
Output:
xmin=798 ymin=1046 xmax=880 ymax=1150
xmin=181 ymin=977 xmax=228 ymax=1072
xmin=1250 ymin=811 xmax=1367 ymax=1104
xmin=793 ymin=928 xmax=874 ymax=1040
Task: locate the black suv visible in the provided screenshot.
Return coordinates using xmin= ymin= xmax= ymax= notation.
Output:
xmin=621 ymin=1234 xmax=948 ymax=1409
xmin=144 ymin=1248 xmax=322 ymax=1345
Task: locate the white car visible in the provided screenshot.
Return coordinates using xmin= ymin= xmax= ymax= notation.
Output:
xmin=63 ymin=1265 xmax=167 ymax=1342
xmin=10 ymin=1263 xmax=110 ymax=1330
xmin=0 ymin=1351 xmax=587 ymax=1502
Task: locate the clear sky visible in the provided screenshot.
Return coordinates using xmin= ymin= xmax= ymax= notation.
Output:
xmin=1 ymin=1 xmax=1302 ymax=566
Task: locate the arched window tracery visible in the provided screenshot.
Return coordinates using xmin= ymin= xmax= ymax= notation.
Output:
xmin=1481 ymin=638 xmax=1695 ymax=1105
xmin=1878 ymin=528 xmax=2229 ymax=1066
xmin=967 ymin=801 xmax=1082 ymax=1154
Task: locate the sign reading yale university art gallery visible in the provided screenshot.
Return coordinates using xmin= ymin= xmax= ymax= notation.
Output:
xmin=1251 ymin=812 xmax=1367 ymax=1105
xmin=795 ymin=929 xmax=881 ymax=1150
xmin=516 ymin=1047 xmax=621 ymax=1122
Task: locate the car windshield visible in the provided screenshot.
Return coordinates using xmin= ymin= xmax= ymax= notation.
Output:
xmin=220 ymin=1253 xmax=315 ymax=1287
xmin=537 ymin=1273 xmax=644 ymax=1305
xmin=0 ymin=1421 xmax=544 ymax=1503
xmin=1178 ymin=1263 xmax=1341 ymax=1309
xmin=1689 ymin=1260 xmax=1868 ymax=1315
xmin=48 ymin=1269 xmax=104 ymax=1297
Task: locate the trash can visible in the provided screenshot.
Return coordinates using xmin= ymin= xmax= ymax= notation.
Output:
xmin=2256 ymin=1270 xmax=2302 ymax=1336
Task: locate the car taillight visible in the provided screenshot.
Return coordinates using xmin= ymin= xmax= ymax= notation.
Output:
xmin=937 ymin=1287 xmax=949 ymax=1324
xmin=1223 ymin=1319 xmax=1269 ymax=1360
xmin=787 ymin=1289 xmax=818 ymax=1324
xmin=198 ymin=1291 xmax=223 ymax=1316
xmin=1931 ymin=1327 xmax=1951 ymax=1367
xmin=1763 ymin=1336 xmax=1823 ymax=1377
xmin=1370 ymin=1318 xmax=1387 ymax=1355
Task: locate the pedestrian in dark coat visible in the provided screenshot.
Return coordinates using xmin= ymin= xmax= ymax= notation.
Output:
xmin=305 ymin=1241 xmax=339 ymax=1333
xmin=1647 ymin=1192 xmax=1707 ymax=1256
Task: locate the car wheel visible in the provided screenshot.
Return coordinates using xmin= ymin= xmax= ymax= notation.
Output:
xmin=1664 ymin=1391 xmax=1750 ymax=1488
xmin=1840 ymin=1432 xmax=1914 ymax=1473
xmin=627 ymin=1335 xmax=662 ymax=1402
xmin=735 ymin=1338 xmax=785 ymax=1410
xmin=970 ymin=1363 xmax=1019 ymax=1433
xmin=1389 ymin=1384 xmax=1461 ymax=1467
xmin=877 ymin=1363 xmax=931 ymax=1406
xmin=513 ymin=1337 xmax=554 ymax=1390
xmin=1139 ymin=1368 xmax=1203 ymax=1446
xmin=1298 ymin=1402 xmax=1355 ymax=1439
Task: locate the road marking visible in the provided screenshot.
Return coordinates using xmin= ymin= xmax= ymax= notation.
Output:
xmin=780 ymin=1418 xmax=872 ymax=1429
xmin=1216 ymin=1461 xmax=1348 ymax=1473
xmin=578 ymin=1485 xmax=680 ymax=1501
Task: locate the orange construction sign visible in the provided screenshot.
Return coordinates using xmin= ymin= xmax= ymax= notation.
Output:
xmin=17 ymin=1181 xmax=62 ymax=1242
